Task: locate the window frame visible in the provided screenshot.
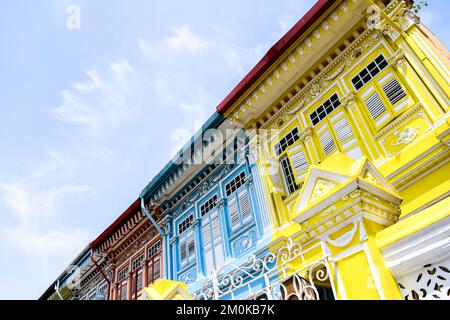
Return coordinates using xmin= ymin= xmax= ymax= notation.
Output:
xmin=177 ymin=213 xmax=196 ymax=268
xmin=223 ymin=170 xmax=254 ymax=233
xmin=273 ymin=127 xmax=302 ymax=195
xmin=350 ymin=52 xmax=413 ymax=132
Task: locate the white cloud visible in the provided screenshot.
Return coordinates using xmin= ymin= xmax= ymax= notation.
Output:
xmin=2 ymin=226 xmax=90 ymax=260
xmin=139 ymin=24 xmax=265 ymax=75
xmin=51 ymin=60 xmax=145 ymax=133
xmin=138 ymin=25 xmax=209 ymax=59
xmin=0 ymin=148 xmax=94 ymax=262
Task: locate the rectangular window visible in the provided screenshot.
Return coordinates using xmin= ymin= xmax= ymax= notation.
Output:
xmin=178 ymin=215 xmax=194 ymax=234
xmin=353 ymin=55 xmax=410 ymax=130
xmin=146 ymin=240 xmax=161 ymax=285
xmin=225 ymin=171 xmax=253 ymax=233
xmin=309 ymin=94 xmax=341 ymax=126
xmin=131 ymin=255 xmax=144 ymax=272
xmin=224 ymin=171 xmax=246 ymax=197
xmin=200 ymin=194 xmax=218 ymax=216
xmin=275 ymin=127 xmax=300 ymax=156
xmin=117 ymin=267 xmax=129 ymax=282
xmin=178 ymin=214 xmax=196 ymax=266
xmin=274 ymin=127 xmax=302 ymax=195
xmin=120 ymin=284 xmax=127 ymax=301
xmin=147 ymin=241 xmax=161 ymax=259
xmin=351 ymin=55 xmax=388 ymax=91
xmin=280 ymin=155 xmax=300 ymax=194
xmin=202 ymin=209 xmax=225 ymax=275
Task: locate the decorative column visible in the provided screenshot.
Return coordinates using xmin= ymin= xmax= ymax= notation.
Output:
xmin=127 ymin=272 xmax=132 ymax=300
xmin=299 ymin=127 xmax=320 ymax=164
xmin=193 ymin=218 xmax=202 ymax=277
xmin=246 ymin=133 xmax=277 ymax=235
xmin=216 ymin=197 xmax=231 ymax=259
xmin=160 ymin=215 xmax=172 ymax=280
xmin=169 ymin=235 xmax=178 ymax=281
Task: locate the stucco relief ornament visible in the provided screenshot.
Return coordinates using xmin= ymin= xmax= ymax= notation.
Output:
xmin=288 ymin=97 xmax=307 ymax=115
xmin=193 ymin=218 xmax=201 ymax=229
xmin=343 ymin=190 xmax=361 ymax=201
xmin=389 ymin=51 xmax=407 ymax=69
xmin=310 ymin=180 xmax=336 ymax=203
xmin=299 ymin=127 xmax=313 ymax=143
xmin=169 ymin=236 xmax=178 ymax=246
xmin=245 ymin=174 xmax=254 ymax=187
xmin=309 ymin=83 xmax=322 ymax=98
xmin=216 ymin=198 xmax=226 ymax=209
xmin=324 ymin=61 xmax=346 ymax=82
xmin=363 ymin=171 xmax=380 ymax=187
xmin=364 ymin=32 xmax=382 ymax=49
xmin=391 ymin=127 xmax=420 ymax=146
xmin=341 ymin=92 xmax=357 ymax=110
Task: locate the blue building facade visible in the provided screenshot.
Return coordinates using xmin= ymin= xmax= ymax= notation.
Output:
xmin=139 ymin=113 xmax=274 ymax=295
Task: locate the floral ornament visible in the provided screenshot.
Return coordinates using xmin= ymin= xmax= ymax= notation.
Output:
xmin=391 ymin=127 xmax=420 ymax=146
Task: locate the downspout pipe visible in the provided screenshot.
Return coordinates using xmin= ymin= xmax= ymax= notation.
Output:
xmin=89 ymin=249 xmax=111 ymax=300
xmin=140 ymin=197 xmax=165 ymax=237
xmin=140 ymin=197 xmax=168 ymax=279
xmin=54 ymin=280 xmax=64 ymax=300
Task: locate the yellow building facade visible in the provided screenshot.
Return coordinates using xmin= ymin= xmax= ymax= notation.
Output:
xmin=221 ymin=0 xmax=450 ymax=300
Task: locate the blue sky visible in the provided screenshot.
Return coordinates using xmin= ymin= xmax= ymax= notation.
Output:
xmin=0 ymin=0 xmax=448 ymax=300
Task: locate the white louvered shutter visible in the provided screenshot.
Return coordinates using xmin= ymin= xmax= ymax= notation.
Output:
xmin=365 ymin=91 xmax=386 ymax=120
xmin=265 ymin=158 xmax=285 ymax=195
xmin=187 ymin=231 xmax=195 ymax=261
xmin=288 ymin=144 xmax=309 ymax=182
xmin=319 ymin=126 xmax=337 ymax=156
xmin=179 ymin=237 xmax=187 ymax=263
xmin=333 ymin=116 xmax=353 ymax=143
xmin=202 ymin=218 xmax=213 ymax=274
xmin=382 ymin=78 xmax=407 ymax=105
xmin=238 ymin=189 xmax=252 ymax=222
xmin=211 ymin=211 xmax=224 ymax=268
xmin=228 ymin=197 xmax=240 ymax=230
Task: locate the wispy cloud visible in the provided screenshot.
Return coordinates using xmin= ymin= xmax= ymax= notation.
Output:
xmin=51 ymin=60 xmax=146 ymax=134
xmin=139 ymin=24 xmax=265 ymax=75
xmin=0 ymin=150 xmax=94 ymax=261
xmin=139 ymin=25 xmax=209 ymax=57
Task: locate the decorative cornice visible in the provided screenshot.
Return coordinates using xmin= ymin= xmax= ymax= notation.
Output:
xmin=261 ymin=27 xmax=383 ymax=130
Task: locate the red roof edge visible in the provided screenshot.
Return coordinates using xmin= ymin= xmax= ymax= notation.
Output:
xmin=89 ymin=198 xmax=141 ymax=249
xmin=216 ymin=0 xmax=336 ymax=115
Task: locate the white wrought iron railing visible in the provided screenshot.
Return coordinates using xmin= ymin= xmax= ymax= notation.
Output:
xmin=193 ymin=239 xmax=335 ymax=300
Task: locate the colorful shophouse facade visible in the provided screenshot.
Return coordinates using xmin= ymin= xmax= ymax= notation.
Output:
xmin=40 ymin=199 xmax=163 ymax=300
xmin=41 ymin=0 xmax=450 ymax=300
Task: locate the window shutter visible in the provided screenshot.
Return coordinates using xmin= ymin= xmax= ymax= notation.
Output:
xmin=154 ymin=259 xmax=160 ymax=280
xmin=264 ymin=158 xmax=285 ymax=195
xmin=187 ymin=232 xmax=195 ymax=259
xmin=211 ymin=211 xmax=222 ymax=241
xmin=319 ymin=128 xmax=336 ymax=156
xmin=382 ymin=78 xmax=406 ymax=105
xmin=238 ymin=190 xmax=252 ymax=222
xmin=332 ymin=116 xmax=353 ymax=143
xmin=202 ymin=220 xmax=211 ymax=247
xmin=179 ymin=237 xmax=187 ymax=262
xmin=228 ymin=197 xmax=240 ymax=229
xmin=288 ymin=144 xmax=309 ymax=182
xmin=365 ymin=91 xmax=386 ymax=120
